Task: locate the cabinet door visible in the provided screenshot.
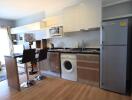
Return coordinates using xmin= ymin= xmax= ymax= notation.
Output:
xmin=45 ymin=14 xmax=63 ymax=27
xmin=77 ymin=0 xmax=101 ymax=30
xmin=77 ymin=54 xmax=99 ymax=86
xmin=11 ymin=26 xmax=26 ymax=33
xmin=63 ymin=0 xmax=101 ymax=33
xmin=77 ymin=67 xmax=99 ymax=83
xmin=63 ymin=5 xmax=79 ymax=32
xmin=48 ymin=52 xmax=60 ymax=73
xmin=39 ymin=59 xmax=50 ymax=71
xmin=39 ymin=53 xmax=50 ymax=71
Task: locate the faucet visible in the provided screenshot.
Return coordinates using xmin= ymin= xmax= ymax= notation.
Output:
xmin=81 ymin=40 xmax=85 ymax=51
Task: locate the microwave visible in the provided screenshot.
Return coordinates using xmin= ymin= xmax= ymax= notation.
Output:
xmin=49 ymin=26 xmax=63 ymax=37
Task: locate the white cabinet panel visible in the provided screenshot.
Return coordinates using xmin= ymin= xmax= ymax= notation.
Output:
xmin=77 ymin=0 xmax=101 ymax=30
xmin=11 ymin=22 xmax=50 ymax=39
xmin=63 ymin=5 xmax=79 ymax=32
xmin=45 ymin=14 xmax=63 ymax=27
xmin=11 ymin=22 xmax=46 ymax=33
xmin=63 ymin=0 xmax=101 ymax=33
xmin=11 ymin=26 xmax=26 ymax=34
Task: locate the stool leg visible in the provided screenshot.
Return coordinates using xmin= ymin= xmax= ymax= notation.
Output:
xmin=20 ymin=63 xmax=36 ymax=88
xmin=36 ymin=61 xmax=46 ymax=80
xmin=38 ymin=62 xmax=41 ymax=75
xmin=20 ymin=63 xmax=30 ymax=88
xmin=29 ymin=62 xmax=38 ymax=75
xmin=25 ymin=63 xmax=29 ymax=81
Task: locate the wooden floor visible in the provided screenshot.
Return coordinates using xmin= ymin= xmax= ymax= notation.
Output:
xmin=0 ymin=78 xmax=131 ymax=100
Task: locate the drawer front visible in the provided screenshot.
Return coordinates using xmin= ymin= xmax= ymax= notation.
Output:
xmin=77 ymin=67 xmax=99 ymax=82
xmin=77 ymin=61 xmax=99 ymax=69
xmin=77 ymin=54 xmax=99 ymax=61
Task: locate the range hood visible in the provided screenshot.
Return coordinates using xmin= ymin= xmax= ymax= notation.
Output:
xmin=11 ymin=21 xmax=47 ymax=33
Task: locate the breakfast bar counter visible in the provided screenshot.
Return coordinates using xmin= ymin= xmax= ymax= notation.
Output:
xmin=4 ymin=54 xmax=23 ymax=91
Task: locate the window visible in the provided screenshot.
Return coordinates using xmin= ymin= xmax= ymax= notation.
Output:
xmin=0 ymin=28 xmax=10 ymax=64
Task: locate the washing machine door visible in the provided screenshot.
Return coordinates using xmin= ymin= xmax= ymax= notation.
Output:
xmin=64 ymin=60 xmax=73 ymax=72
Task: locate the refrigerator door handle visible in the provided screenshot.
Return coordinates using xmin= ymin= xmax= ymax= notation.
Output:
xmin=102 ymin=41 xmax=104 ymax=45
xmin=101 ymin=41 xmax=104 ymax=46
xmin=102 ymin=26 xmax=104 ymax=29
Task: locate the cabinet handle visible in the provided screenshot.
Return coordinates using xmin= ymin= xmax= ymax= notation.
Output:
xmin=80 ymin=27 xmax=100 ymax=32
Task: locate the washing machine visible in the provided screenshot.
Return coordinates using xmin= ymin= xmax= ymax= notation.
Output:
xmin=61 ymin=53 xmax=77 ymax=81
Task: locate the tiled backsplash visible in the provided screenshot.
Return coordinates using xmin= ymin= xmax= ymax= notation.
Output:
xmin=48 ymin=31 xmax=100 ymax=48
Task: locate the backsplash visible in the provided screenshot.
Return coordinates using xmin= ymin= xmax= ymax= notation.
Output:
xmin=48 ymin=30 xmax=100 ymax=48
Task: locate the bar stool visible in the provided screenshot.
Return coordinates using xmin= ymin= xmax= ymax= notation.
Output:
xmin=21 ymin=49 xmax=36 ymax=87
xmin=36 ymin=49 xmax=47 ymax=80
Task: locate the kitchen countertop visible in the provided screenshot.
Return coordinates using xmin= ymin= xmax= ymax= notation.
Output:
xmin=48 ymin=48 xmax=100 ymax=54
xmin=5 ymin=53 xmax=23 ymax=58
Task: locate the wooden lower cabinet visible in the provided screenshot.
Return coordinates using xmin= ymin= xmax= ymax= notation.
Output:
xmin=48 ymin=52 xmax=61 ymax=73
xmin=77 ymin=54 xmax=99 ymax=86
xmin=39 ymin=53 xmax=50 ymax=71
xmin=39 ymin=59 xmax=50 ymax=71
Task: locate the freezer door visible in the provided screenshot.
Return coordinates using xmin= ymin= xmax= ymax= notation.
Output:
xmin=102 ymin=19 xmax=128 ymax=45
xmin=100 ymin=46 xmax=127 ymax=94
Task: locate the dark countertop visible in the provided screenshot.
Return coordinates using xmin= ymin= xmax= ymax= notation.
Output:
xmin=48 ymin=48 xmax=100 ymax=54
xmin=5 ymin=53 xmax=23 ymax=58
xmin=5 ymin=50 xmax=40 ymax=58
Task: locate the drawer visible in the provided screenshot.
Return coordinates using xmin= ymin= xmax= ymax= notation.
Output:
xmin=77 ymin=61 xmax=99 ymax=69
xmin=77 ymin=54 xmax=99 ymax=61
xmin=77 ymin=67 xmax=99 ymax=82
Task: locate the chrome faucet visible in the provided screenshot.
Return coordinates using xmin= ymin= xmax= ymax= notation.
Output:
xmin=81 ymin=40 xmax=85 ymax=51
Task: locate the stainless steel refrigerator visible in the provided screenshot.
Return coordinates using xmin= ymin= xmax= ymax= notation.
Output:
xmin=100 ymin=18 xmax=132 ymax=94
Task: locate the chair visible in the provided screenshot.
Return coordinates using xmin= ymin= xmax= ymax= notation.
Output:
xmin=36 ymin=49 xmax=47 ymax=80
xmin=21 ymin=49 xmax=36 ymax=87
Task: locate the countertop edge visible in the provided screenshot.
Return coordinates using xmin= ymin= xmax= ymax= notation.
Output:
xmin=48 ymin=50 xmax=100 ymax=55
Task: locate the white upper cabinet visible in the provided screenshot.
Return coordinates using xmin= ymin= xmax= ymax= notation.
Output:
xmin=11 ymin=22 xmax=50 ymax=39
xmin=63 ymin=5 xmax=79 ymax=32
xmin=11 ymin=0 xmax=101 ymax=37
xmin=63 ymin=0 xmax=101 ymax=33
xmin=77 ymin=0 xmax=101 ymax=30
xmin=11 ymin=26 xmax=26 ymax=34
xmin=44 ymin=14 xmax=63 ymax=27
xmin=11 ymin=22 xmax=46 ymax=33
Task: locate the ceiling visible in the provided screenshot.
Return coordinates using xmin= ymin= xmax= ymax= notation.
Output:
xmin=0 ymin=0 xmax=130 ymax=20
xmin=0 ymin=0 xmax=81 ymax=20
